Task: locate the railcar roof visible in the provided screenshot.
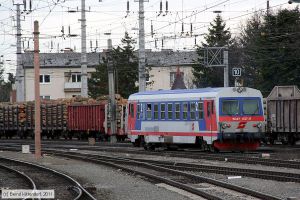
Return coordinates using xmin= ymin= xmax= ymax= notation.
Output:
xmin=131 ymin=88 xmax=223 ymax=96
xmin=128 ymin=87 xmax=263 ymax=101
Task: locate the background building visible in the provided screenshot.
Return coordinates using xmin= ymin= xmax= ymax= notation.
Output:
xmin=22 ymin=50 xmax=197 ymax=101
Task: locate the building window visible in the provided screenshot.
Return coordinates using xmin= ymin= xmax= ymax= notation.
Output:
xmin=40 ymin=96 xmax=50 ymax=100
xmin=160 ymin=103 xmax=166 ymax=120
xmin=40 ymin=75 xmax=50 ymax=83
xmin=145 ymin=73 xmax=150 ymax=83
xmin=72 ymin=73 xmax=81 ymax=82
xmin=170 ymin=72 xmax=184 ymax=86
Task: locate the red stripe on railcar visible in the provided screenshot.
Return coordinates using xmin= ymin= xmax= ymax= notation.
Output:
xmin=219 ymin=116 xmax=264 ymax=122
xmin=130 ymin=131 xmax=217 ymax=137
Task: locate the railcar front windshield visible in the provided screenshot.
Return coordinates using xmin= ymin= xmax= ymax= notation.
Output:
xmin=243 ymin=99 xmax=260 ymax=115
xmin=222 ymin=100 xmax=239 ymax=115
xmin=221 ymin=98 xmax=261 ymax=116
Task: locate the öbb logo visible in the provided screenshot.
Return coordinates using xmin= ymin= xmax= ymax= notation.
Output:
xmin=237 ymin=122 xmax=247 ymax=129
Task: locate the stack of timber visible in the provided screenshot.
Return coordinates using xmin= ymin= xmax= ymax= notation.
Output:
xmin=0 ymin=102 xmax=67 ymax=132
xmin=0 ymin=95 xmax=127 ymax=133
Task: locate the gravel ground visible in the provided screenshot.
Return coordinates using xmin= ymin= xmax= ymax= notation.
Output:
xmin=66 ymin=149 xmax=300 ymax=199
xmin=0 ymin=151 xmax=193 ymax=200
xmin=0 ymin=169 xmax=31 ymax=190
xmin=187 ymin=171 xmax=300 ymax=199
xmin=73 ymin=149 xmax=300 ymax=175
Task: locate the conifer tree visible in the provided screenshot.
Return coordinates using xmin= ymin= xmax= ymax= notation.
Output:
xmin=88 ymin=32 xmax=138 ymax=98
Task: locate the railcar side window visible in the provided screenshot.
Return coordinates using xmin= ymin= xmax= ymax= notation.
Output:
xmin=222 ymin=100 xmax=239 ymax=115
xmin=183 ymin=103 xmax=188 ymax=120
xmin=190 ymin=102 xmax=196 ymax=120
xmin=129 ymin=104 xmax=134 ymax=118
xmin=175 ymin=103 xmax=180 ymax=120
xmin=160 ymin=104 xmax=166 ymax=120
xmin=147 ymin=103 xmax=152 ymax=120
xmin=154 ymin=104 xmax=159 ymax=120
xmin=137 ymin=104 xmax=141 ymax=119
xmin=207 ymin=102 xmax=211 ymax=117
xmin=167 ymin=103 xmax=173 ymax=120
xmin=198 ymin=102 xmax=204 ymax=119
xmin=243 ymin=99 xmax=259 ymax=115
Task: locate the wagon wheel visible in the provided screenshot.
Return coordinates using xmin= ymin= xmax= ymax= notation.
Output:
xmin=210 ymin=142 xmax=219 ymax=153
xmin=288 ymin=135 xmax=296 ymax=145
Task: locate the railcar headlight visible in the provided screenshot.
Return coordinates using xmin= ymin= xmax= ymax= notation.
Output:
xmin=222 ymin=123 xmax=227 ymax=129
xmin=257 ymin=122 xmax=262 ymax=128
xmin=253 ymin=122 xmax=262 ymax=128
xmin=221 ymin=123 xmax=231 ymax=129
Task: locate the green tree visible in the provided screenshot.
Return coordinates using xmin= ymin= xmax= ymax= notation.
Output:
xmin=193 ymin=15 xmax=232 ymax=87
xmin=240 ymin=8 xmax=300 ymax=95
xmin=88 ymin=32 xmax=138 ymax=99
xmin=88 ymin=62 xmax=108 ymax=98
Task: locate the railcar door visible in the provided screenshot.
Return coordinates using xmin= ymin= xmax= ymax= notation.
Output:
xmin=205 ymin=100 xmax=217 ymax=144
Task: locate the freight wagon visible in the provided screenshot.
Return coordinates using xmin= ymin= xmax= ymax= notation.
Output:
xmin=0 ymin=97 xmax=127 ymax=140
xmin=266 ymin=85 xmax=300 ymax=145
xmin=67 ymin=104 xmax=106 ymax=139
xmin=0 ymin=102 xmax=66 ymax=139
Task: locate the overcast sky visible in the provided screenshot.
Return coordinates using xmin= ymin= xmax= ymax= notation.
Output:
xmin=0 ymin=0 xmax=296 ymax=75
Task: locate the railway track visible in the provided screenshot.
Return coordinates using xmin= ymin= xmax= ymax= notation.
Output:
xmin=0 ymin=142 xmax=299 ymax=169
xmin=123 ymin=157 xmax=300 ymax=183
xmin=2 ymin=145 xmax=300 ymax=183
xmin=47 ymin=150 xmax=282 ymax=200
xmin=0 ymin=146 xmax=292 ymax=199
xmin=38 ymin=144 xmax=300 ymax=169
xmin=0 ymin=156 xmax=97 ymax=200
xmin=0 ymin=163 xmax=37 ymax=191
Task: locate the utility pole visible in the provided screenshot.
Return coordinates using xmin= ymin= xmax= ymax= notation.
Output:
xmin=223 ymin=48 xmax=229 ymax=87
xmin=80 ymin=0 xmax=88 ymax=97
xmin=107 ymin=39 xmax=117 ymax=143
xmin=267 ymin=0 xmax=270 ymax=15
xmin=136 ymin=0 xmax=148 ymax=92
xmin=33 ymin=21 xmax=41 ymax=159
xmin=14 ymin=1 xmax=25 ymax=102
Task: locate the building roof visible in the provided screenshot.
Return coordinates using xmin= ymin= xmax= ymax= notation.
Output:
xmin=22 ymin=50 xmax=198 ymax=68
xmin=146 ymin=50 xmax=198 ymax=67
xmin=22 ymin=52 xmax=101 ymax=68
xmin=171 ymin=67 xmax=187 ymax=90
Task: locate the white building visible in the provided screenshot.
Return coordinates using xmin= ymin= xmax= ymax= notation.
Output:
xmin=22 ymin=50 xmax=198 ymax=101
xmin=145 ymin=50 xmax=197 ymax=90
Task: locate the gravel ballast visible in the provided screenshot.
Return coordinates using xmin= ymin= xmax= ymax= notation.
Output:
xmin=0 ymin=151 xmax=192 ymax=200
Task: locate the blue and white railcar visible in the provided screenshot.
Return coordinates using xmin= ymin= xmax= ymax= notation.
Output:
xmin=127 ymin=87 xmax=265 ymax=151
